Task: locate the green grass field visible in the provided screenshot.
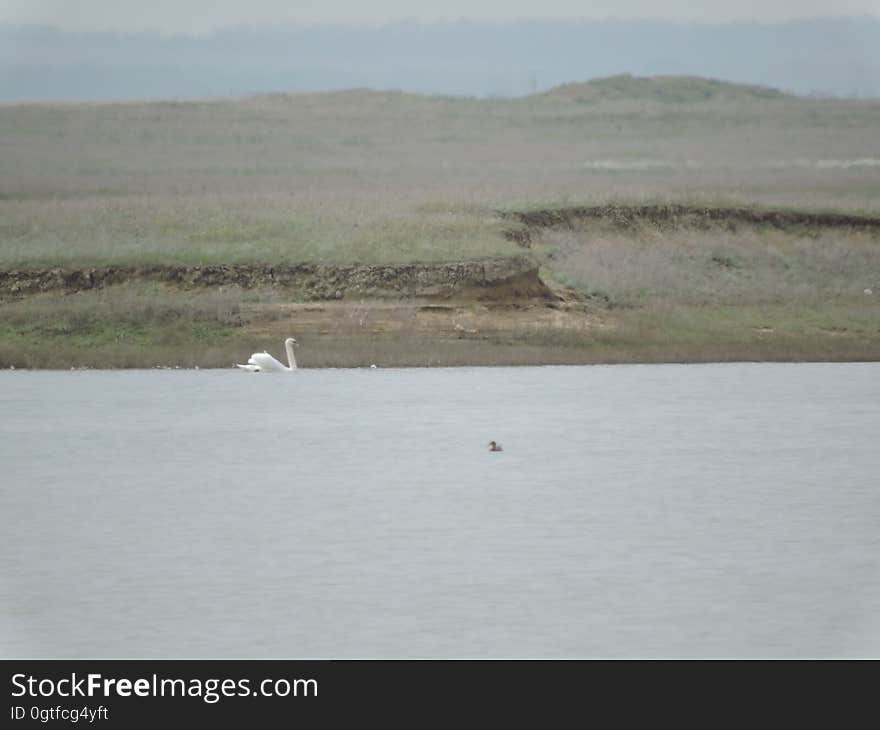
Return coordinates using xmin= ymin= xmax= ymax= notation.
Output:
xmin=1 ymin=75 xmax=878 ymax=366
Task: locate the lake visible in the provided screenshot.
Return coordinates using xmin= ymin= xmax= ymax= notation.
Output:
xmin=1 ymin=363 xmax=878 ymax=658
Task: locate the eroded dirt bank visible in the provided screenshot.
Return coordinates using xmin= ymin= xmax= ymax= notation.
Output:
xmin=0 ymin=256 xmax=551 ymax=302
xmin=503 ymin=204 xmax=880 ymax=246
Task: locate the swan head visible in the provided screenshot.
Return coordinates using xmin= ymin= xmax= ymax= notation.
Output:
xmin=285 ymin=337 xmax=298 ymax=347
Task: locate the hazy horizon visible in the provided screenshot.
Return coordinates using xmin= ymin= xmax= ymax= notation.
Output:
xmin=2 ymin=0 xmax=879 ymax=33
xmin=1 ymin=16 xmax=879 ymax=101
xmin=4 ymin=13 xmax=880 ymax=35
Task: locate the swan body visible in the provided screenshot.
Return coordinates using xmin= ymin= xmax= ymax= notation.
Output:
xmin=236 ymin=337 xmax=298 ymax=372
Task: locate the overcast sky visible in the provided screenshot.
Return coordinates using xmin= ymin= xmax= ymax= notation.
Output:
xmin=2 ymin=0 xmax=879 ymax=33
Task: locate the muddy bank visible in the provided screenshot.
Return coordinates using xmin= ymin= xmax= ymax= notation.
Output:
xmin=6 ymin=295 xmax=878 ymax=369
xmin=0 ymin=256 xmax=553 ymax=302
xmin=503 ymin=204 xmax=880 ymax=246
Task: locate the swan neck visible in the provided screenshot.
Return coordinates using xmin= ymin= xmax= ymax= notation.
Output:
xmin=286 ymin=340 xmax=298 ymax=370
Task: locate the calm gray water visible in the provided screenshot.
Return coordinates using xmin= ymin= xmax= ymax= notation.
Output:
xmin=1 ymin=363 xmax=879 ymax=658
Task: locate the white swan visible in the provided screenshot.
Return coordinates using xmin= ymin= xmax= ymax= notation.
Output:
xmin=236 ymin=337 xmax=298 ymax=372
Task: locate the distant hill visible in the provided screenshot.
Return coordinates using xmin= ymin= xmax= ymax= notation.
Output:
xmin=539 ymin=74 xmax=791 ymax=104
xmin=1 ymin=18 xmax=878 ymax=102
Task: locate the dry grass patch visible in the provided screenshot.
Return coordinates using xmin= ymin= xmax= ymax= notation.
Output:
xmin=535 ymin=223 xmax=880 ymax=307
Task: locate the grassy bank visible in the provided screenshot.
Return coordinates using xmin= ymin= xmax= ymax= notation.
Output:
xmin=2 ymin=211 xmax=878 ymax=368
xmin=1 ymin=284 xmax=877 ymax=369
xmin=1 ymin=76 xmax=879 ymax=367
xmin=0 ymin=285 xmax=245 ymax=368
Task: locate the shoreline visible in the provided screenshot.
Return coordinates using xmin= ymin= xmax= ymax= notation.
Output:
xmin=5 ymin=356 xmax=880 ymax=372
xmin=3 ymin=307 xmax=878 ymax=369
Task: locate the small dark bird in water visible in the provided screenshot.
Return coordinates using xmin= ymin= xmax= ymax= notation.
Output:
xmin=488 ymin=441 xmax=503 ymax=452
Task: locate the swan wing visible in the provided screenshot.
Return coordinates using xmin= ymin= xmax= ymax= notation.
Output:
xmin=248 ymin=351 xmax=287 ymax=372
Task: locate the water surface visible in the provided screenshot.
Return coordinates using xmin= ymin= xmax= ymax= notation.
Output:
xmin=1 ymin=363 xmax=878 ymax=657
